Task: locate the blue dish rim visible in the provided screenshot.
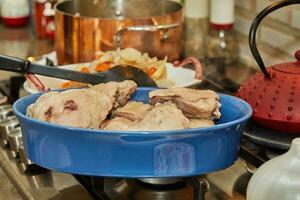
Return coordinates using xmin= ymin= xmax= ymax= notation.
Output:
xmin=13 ymin=88 xmax=253 ymax=137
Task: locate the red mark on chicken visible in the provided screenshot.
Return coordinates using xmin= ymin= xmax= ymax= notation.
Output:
xmin=44 ymin=106 xmax=53 ymax=122
xmin=64 ymin=100 xmax=78 ymax=111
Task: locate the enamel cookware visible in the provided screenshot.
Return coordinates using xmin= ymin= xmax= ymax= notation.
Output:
xmin=237 ymin=0 xmax=300 ymax=133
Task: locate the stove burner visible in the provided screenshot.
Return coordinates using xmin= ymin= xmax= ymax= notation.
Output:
xmin=75 ymin=176 xmax=209 ymax=200
xmin=138 ymin=178 xmax=184 ymax=185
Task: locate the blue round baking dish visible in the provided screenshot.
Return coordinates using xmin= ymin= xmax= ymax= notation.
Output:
xmin=13 ymin=88 xmax=252 ymax=178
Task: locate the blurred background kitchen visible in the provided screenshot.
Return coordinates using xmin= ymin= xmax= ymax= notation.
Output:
xmin=1 ymin=0 xmax=300 ymax=76
xmin=0 ymin=0 xmax=297 ymax=76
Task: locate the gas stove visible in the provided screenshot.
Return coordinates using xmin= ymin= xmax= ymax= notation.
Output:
xmin=74 ymin=176 xmax=210 ymax=200
xmin=0 ymin=97 xmax=240 ymax=200
xmin=0 ymin=60 xmax=291 ymax=200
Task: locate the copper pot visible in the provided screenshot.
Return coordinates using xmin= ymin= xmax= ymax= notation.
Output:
xmin=55 ymin=0 xmax=183 ymax=65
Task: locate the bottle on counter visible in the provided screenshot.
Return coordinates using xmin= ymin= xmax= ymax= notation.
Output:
xmin=43 ymin=2 xmax=55 ymax=39
xmin=33 ymin=0 xmax=56 ymax=39
xmin=183 ymin=0 xmax=209 ymax=60
xmin=205 ymin=0 xmax=238 ymax=65
xmin=1 ymin=0 xmax=30 ymax=27
xmin=34 ymin=0 xmax=47 ymax=38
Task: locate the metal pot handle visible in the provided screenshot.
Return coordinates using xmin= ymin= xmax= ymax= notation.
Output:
xmin=114 ymin=23 xmax=179 ymax=46
xmin=249 ymin=0 xmax=300 ymax=78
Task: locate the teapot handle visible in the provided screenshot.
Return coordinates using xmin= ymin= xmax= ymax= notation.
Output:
xmin=249 ymin=0 xmax=300 ymax=78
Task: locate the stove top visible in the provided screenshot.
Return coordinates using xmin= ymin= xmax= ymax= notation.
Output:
xmin=0 ymin=60 xmax=288 ymax=200
xmin=73 ymin=176 xmax=210 ymax=200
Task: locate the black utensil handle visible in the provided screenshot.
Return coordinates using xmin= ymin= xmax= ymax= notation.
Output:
xmin=249 ymin=0 xmax=300 ymax=78
xmin=0 ymin=54 xmax=107 ymax=84
xmin=28 ymin=63 xmax=107 ymax=84
xmin=0 ymin=54 xmax=29 ymax=73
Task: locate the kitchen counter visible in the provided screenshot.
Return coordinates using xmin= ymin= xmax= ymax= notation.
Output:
xmin=0 ymin=160 xmax=22 ymax=200
xmin=0 ymin=23 xmax=54 ymax=80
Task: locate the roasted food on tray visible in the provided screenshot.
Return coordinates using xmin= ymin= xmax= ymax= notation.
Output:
xmin=27 ymin=80 xmax=221 ymax=131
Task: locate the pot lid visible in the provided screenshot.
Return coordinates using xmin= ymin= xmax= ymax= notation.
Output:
xmin=272 ymin=50 xmax=300 ymax=75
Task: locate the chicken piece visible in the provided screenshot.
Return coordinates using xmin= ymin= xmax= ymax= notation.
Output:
xmin=91 ymin=80 xmax=137 ymax=108
xmin=27 ymin=91 xmax=59 ymax=118
xmin=100 ymin=117 xmax=133 ymax=130
xmin=102 ymin=101 xmax=152 ymax=130
xmin=113 ymin=101 xmax=152 ymax=121
xmin=149 ymin=88 xmax=221 ymax=119
xmin=189 ymin=118 xmax=214 ymax=128
xmin=128 ymin=102 xmax=190 ymax=131
xmin=27 ymin=88 xmax=115 ymax=129
xmin=27 ymin=80 xmax=137 ymax=129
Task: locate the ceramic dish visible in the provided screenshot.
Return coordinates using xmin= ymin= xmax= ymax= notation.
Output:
xmin=13 ymin=88 xmax=252 ymax=177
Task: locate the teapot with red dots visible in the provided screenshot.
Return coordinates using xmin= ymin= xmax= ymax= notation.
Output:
xmin=237 ymin=0 xmax=300 ymax=133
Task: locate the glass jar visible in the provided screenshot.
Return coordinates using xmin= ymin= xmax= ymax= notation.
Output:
xmin=183 ymin=0 xmax=209 ymax=59
xmin=205 ymin=26 xmax=238 ymax=65
xmin=205 ymin=0 xmax=238 ymax=65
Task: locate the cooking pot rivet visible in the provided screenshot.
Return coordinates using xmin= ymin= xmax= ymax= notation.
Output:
xmin=256 ymin=102 xmax=260 ymax=106
xmin=162 ymin=31 xmax=169 ymax=41
xmin=259 ymin=94 xmax=262 ymax=98
xmin=288 ymin=106 xmax=294 ymax=111
xmin=273 ymin=97 xmax=277 ymax=101
xmin=278 ymin=85 xmax=281 ymax=88
xmin=254 ymin=85 xmax=257 ymax=89
xmin=291 ymin=86 xmax=296 ymax=90
xmin=270 ymin=105 xmax=275 ymax=109
xmin=263 ymin=88 xmax=266 ymax=92
xmin=289 ymin=98 xmax=294 ymax=103
xmin=275 ymin=90 xmax=280 ymax=94
xmin=268 ymin=113 xmax=273 ymax=118
xmin=290 ymin=91 xmax=295 ymax=96
xmin=114 ymin=10 xmax=122 ymax=17
xmin=287 ymin=115 xmax=293 ymax=121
